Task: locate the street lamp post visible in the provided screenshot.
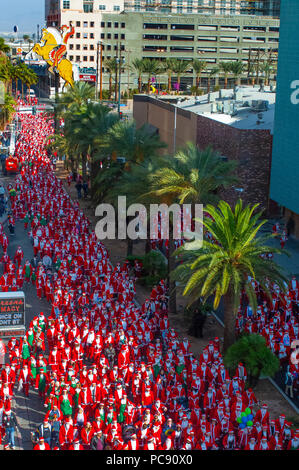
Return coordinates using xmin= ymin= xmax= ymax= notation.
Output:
xmin=95 ymin=40 xmax=104 ymax=101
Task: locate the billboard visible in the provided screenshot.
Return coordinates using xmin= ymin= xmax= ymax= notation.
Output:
xmin=270 ymin=1 xmax=299 ymax=213
xmin=0 ymin=291 xmax=25 ymax=338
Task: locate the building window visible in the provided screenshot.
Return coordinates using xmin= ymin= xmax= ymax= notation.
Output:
xmin=99 ymin=4 xmax=106 ymax=10
xmin=101 ymin=33 xmax=105 ymax=39
xmin=83 ymin=33 xmax=88 ymax=38
xmin=101 ymin=22 xmax=105 ymax=27
xmin=69 ymin=44 xmax=74 ymax=50
xmin=90 ymin=56 xmax=94 ymax=61
xmin=90 ymin=22 xmax=94 ymax=27
xmin=83 ymin=1 xmax=93 ymax=13
xmin=121 ymin=23 xmax=125 ymax=28
xmin=76 ymin=21 xmax=81 ymax=27
xmin=107 ymin=33 xmax=111 ymax=39
xmin=114 ymin=34 xmax=118 ymax=39
xmin=83 ymin=44 xmax=88 ymax=50
xmin=63 ymin=1 xmax=70 ymax=9
xmin=76 ymin=33 xmax=81 ymax=38
xmin=90 ymin=33 xmax=94 ymax=39
xmin=69 ymin=55 xmax=74 ymax=60
xmin=121 ymin=34 xmax=125 ymax=40
xmin=83 ymin=21 xmax=88 ymax=27
xmin=107 ymin=22 xmax=112 ymax=28
xmin=90 ymin=44 xmax=95 ymax=50
xmin=114 ymin=22 xmax=119 ymax=28
xmin=76 ymin=56 xmax=80 ymax=62
xmin=83 ymin=56 xmax=88 ymax=61
xmin=76 ymin=44 xmax=81 ymax=50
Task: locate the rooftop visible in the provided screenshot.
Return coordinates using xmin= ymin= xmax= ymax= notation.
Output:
xmin=170 ymin=86 xmax=276 ymax=132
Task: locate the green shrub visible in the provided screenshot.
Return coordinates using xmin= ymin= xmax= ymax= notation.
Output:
xmin=224 ymin=334 xmax=280 ymax=389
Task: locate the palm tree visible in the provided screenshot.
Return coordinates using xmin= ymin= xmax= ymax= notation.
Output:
xmin=163 ymin=58 xmax=176 ymax=93
xmin=104 ymin=58 xmax=118 ymax=99
xmin=140 ymin=59 xmax=161 ymax=94
xmin=170 ymin=59 xmax=191 ymax=92
xmin=131 ymin=58 xmax=145 ymax=93
xmin=99 ymin=119 xmax=166 ymax=166
xmin=56 ymin=81 xmax=95 ymax=117
xmin=172 ymin=200 xmax=287 ymax=351
xmin=192 ymin=59 xmax=207 ymax=90
xmin=219 ymin=62 xmax=232 ymax=89
xmin=0 ymin=93 xmax=16 ymax=130
xmin=260 ymin=61 xmax=274 ymax=86
xmin=66 ymin=102 xmax=119 ymax=185
xmin=229 ymin=60 xmax=244 ymax=87
xmin=147 ymin=143 xmax=237 ymax=315
xmin=24 ymin=68 xmax=38 ymax=96
xmin=23 ymin=34 xmax=30 ymax=51
xmin=207 ymin=66 xmax=219 ymax=93
xmin=0 ymin=37 xmax=10 ymax=54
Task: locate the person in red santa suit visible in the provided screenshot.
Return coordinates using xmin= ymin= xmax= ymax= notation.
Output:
xmin=80 ymin=421 xmax=94 ymax=450
xmin=124 ymin=433 xmax=140 ymax=450
xmin=244 ymin=437 xmax=258 ymax=450
xmin=68 ymin=437 xmax=84 ymax=450
xmin=59 ymin=416 xmax=74 ymax=450
xmin=222 ymin=429 xmax=237 ymax=450
xmin=257 ymin=436 xmax=270 ymax=450
xmin=13 ymin=246 xmax=24 ymax=268
xmin=18 ymin=363 xmax=33 ymax=397
xmin=33 ymin=436 xmax=51 ymax=450
xmin=254 ymin=404 xmax=270 ymax=427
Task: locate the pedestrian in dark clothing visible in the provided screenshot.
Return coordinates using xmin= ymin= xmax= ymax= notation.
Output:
xmin=82 ymin=181 xmax=88 ymax=199
xmin=75 ymin=181 xmax=82 ymax=199
xmin=3 ymin=409 xmax=19 ymax=449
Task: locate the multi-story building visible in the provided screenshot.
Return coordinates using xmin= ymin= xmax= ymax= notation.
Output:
xmin=44 ymin=1 xmax=279 ymax=89
xmin=124 ymin=1 xmax=280 ymax=17
xmin=270 ymin=0 xmax=299 ymax=237
xmin=100 ymin=12 xmax=279 ymax=91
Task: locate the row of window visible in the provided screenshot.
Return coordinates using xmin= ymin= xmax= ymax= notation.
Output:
xmin=74 ymin=32 xmax=95 ymax=39
xmin=62 ymin=1 xmax=122 ymax=13
xmin=142 ymin=23 xmax=279 ymax=32
xmin=101 ymin=22 xmax=126 ymax=28
xmin=142 ymin=34 xmax=278 ymax=43
xmin=142 ymin=45 xmax=278 ymax=53
xmin=100 ymin=33 xmax=126 ymax=40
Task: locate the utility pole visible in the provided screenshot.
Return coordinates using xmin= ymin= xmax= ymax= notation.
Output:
xmin=118 ymin=42 xmax=122 ymax=116
xmin=100 ymin=41 xmax=103 ymax=100
xmin=95 ymin=41 xmax=100 ymax=100
xmin=114 ymin=43 xmax=118 ymax=103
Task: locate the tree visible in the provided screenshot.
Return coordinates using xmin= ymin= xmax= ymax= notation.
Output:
xmin=0 ymin=37 xmax=10 ymax=54
xmin=219 ymin=62 xmax=232 ymax=89
xmin=229 ymin=60 xmax=244 ymax=87
xmin=192 ymin=59 xmax=207 ymax=90
xmin=140 ymin=59 xmax=161 ymax=94
xmin=0 ymin=93 xmax=16 ymax=130
xmin=148 ymin=143 xmax=237 ymax=315
xmin=224 ymin=334 xmax=280 ymax=388
xmin=56 ymin=81 xmax=95 ymax=117
xmin=207 ymin=66 xmax=219 ymax=93
xmin=104 ymin=58 xmax=118 ymax=99
xmin=172 ymin=200 xmax=288 ymax=352
xmin=131 ymin=58 xmax=144 ymax=93
xmin=163 ymin=58 xmax=176 ymax=93
xmin=170 ymin=59 xmax=191 ymax=92
xmin=99 ymin=120 xmax=166 ymax=167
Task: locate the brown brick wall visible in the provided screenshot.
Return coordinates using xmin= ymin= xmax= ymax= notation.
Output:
xmin=196 ymin=115 xmax=273 ymax=211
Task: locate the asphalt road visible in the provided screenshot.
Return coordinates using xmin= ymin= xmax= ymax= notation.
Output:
xmin=1 ymin=173 xmax=51 ymax=450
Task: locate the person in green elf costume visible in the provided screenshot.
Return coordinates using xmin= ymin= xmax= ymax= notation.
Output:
xmin=30 ymin=356 xmax=37 ymax=380
xmin=22 ymin=336 xmax=32 ymax=359
xmin=37 ymin=371 xmax=47 ymax=400
xmin=59 ymin=388 xmax=73 ymax=417
xmin=54 ymin=257 xmax=61 ymax=271
xmin=117 ymin=396 xmax=127 ymax=423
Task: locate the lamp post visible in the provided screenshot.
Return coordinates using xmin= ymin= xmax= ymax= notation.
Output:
xmin=95 ymin=40 xmax=104 ymax=101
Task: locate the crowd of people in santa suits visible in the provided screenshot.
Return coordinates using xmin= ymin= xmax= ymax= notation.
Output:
xmin=234 ymin=276 xmax=299 ymax=399
xmin=0 ymin=112 xmax=297 ymax=451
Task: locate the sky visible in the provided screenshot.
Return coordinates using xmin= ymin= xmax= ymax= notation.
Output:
xmin=0 ymin=0 xmax=44 ymax=34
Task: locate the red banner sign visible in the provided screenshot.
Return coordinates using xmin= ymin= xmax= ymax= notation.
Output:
xmin=79 ymin=74 xmax=96 ymax=82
